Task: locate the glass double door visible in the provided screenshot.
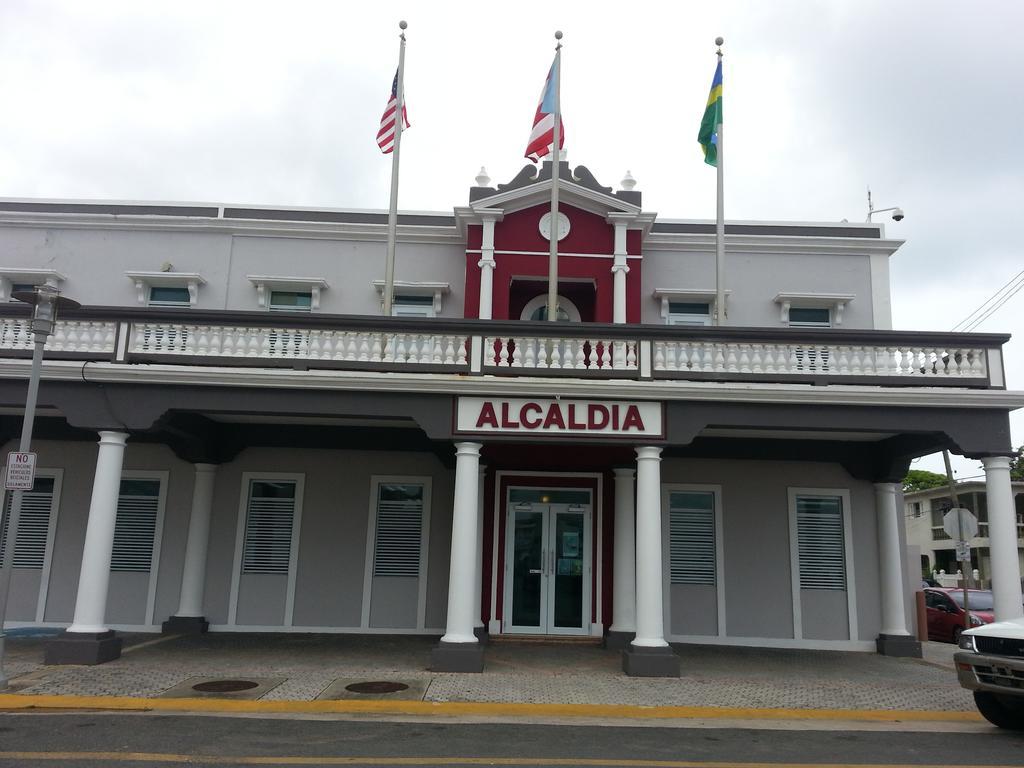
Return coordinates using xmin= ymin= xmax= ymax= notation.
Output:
xmin=506 ymin=499 xmax=590 ymax=635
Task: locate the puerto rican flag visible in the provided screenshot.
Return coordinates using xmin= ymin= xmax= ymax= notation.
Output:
xmin=524 ymin=58 xmax=564 ymax=163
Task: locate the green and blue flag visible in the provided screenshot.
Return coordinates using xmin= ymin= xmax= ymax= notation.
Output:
xmin=698 ymin=61 xmax=722 ymax=167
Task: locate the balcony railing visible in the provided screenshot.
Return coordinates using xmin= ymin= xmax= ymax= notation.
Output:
xmin=0 ymin=306 xmax=1009 ymax=389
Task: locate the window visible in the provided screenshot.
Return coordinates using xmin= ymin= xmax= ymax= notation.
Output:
xmin=668 ymin=491 xmax=716 ymax=585
xmin=241 ymin=480 xmax=297 ymax=574
xmin=248 ymin=276 xmax=327 ymax=311
xmin=148 ymin=286 xmax=191 ymax=307
xmin=372 ymin=483 xmax=425 ymax=577
xmin=0 ymin=477 xmax=56 ymax=568
xmin=667 ymin=302 xmax=711 ymax=327
xmin=774 ymin=293 xmax=853 ymax=326
xmin=788 ymin=307 xmax=831 ymax=328
xmin=0 ymin=270 xmax=66 ymax=302
xmin=127 ymin=271 xmax=205 ymax=307
xmin=110 ymin=478 xmax=162 ymax=572
xmin=910 ymin=501 xmax=922 ymax=518
xmin=393 ymin=295 xmax=435 ymax=318
xmin=795 ymin=494 xmax=847 ymax=590
xmin=269 ymin=290 xmax=312 ymax=312
xmin=520 ymin=294 xmax=582 ymax=322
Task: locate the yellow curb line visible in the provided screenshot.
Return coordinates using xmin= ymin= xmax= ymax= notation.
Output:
xmin=0 ymin=694 xmax=983 ymax=722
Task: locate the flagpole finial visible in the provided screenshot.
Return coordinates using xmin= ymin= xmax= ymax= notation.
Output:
xmin=400 ymin=20 xmax=407 ymax=29
xmin=715 ymin=36 xmax=723 ymax=56
xmin=555 ymin=30 xmax=563 ymax=40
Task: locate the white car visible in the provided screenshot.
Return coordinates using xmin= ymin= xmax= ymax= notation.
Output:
xmin=955 ymin=616 xmax=1024 ymax=729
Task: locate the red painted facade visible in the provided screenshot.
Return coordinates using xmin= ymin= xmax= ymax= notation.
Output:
xmin=462 ymin=203 xmax=643 ymax=323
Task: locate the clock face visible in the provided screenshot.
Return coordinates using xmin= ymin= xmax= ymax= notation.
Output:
xmin=539 ymin=212 xmax=571 ymax=242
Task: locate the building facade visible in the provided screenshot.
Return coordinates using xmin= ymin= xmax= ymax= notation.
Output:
xmin=904 ymin=481 xmax=1024 ymax=582
xmin=0 ymin=160 xmax=1022 ymax=675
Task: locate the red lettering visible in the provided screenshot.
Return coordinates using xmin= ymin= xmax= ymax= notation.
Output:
xmin=476 ymin=402 xmax=498 ymax=428
xmin=543 ymin=403 xmax=566 ymax=429
xmin=568 ymin=403 xmax=586 ymax=430
xmin=622 ymin=405 xmax=645 ymax=431
xmin=611 ymin=404 xmax=620 ymax=430
xmin=500 ymin=402 xmax=519 ymax=429
xmin=520 ymin=402 xmax=543 ymax=428
xmin=587 ymin=404 xmax=610 ymax=430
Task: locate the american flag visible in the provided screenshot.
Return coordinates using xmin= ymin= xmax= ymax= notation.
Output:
xmin=524 ymin=59 xmax=564 ymax=163
xmin=377 ymin=70 xmax=410 ymax=154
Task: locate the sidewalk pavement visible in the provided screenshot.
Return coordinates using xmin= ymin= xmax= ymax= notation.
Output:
xmin=0 ymin=631 xmax=976 ymax=721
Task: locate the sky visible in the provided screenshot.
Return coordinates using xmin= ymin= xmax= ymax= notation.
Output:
xmin=0 ymin=0 xmax=1021 ymax=479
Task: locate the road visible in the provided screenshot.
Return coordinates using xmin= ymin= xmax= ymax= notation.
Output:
xmin=0 ymin=712 xmax=1023 ymax=766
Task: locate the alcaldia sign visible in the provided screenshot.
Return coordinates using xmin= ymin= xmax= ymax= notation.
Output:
xmin=456 ymin=397 xmax=663 ymax=438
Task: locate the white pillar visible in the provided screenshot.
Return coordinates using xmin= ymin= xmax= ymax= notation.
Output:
xmin=875 ymin=482 xmax=911 ymax=636
xmin=175 ymin=463 xmax=218 ymax=618
xmin=474 ymin=464 xmax=487 ymax=630
xmin=477 ymin=214 xmax=500 ymax=320
xmin=441 ymin=442 xmax=482 ymax=644
xmin=633 ymin=446 xmax=668 ymax=648
xmin=983 ymin=456 xmax=1024 ymax=621
xmin=67 ymin=431 xmax=128 ymax=634
xmin=609 ymin=468 xmax=636 ymax=634
xmin=608 ymin=218 xmax=631 ymax=324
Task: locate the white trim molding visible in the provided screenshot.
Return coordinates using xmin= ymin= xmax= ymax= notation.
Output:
xmin=361 ymin=475 xmax=433 ymax=631
xmin=653 ymin=289 xmax=731 ymax=322
xmin=0 ymin=268 xmax=67 ymax=301
xmin=126 ymin=271 xmax=206 ymax=306
xmin=787 ymin=487 xmax=857 ymax=642
xmin=372 ymin=280 xmax=450 ymax=315
xmin=774 ymin=292 xmax=855 ymax=326
xmin=227 ymin=472 xmax=305 ymax=627
xmin=247 ymin=275 xmax=329 ymax=310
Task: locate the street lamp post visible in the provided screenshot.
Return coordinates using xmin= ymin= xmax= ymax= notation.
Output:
xmin=0 ymin=284 xmax=78 ymax=688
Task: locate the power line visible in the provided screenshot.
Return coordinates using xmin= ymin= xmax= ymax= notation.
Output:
xmin=952 ymin=267 xmax=1024 ymax=332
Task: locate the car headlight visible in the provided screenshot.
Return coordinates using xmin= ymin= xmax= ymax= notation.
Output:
xmin=958 ymin=633 xmax=977 ymax=652
xmin=969 ymin=613 xmax=986 ymax=627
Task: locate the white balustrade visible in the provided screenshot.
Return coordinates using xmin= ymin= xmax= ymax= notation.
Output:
xmin=482 ymin=336 xmax=639 ymax=372
xmin=0 ymin=319 xmax=117 ymax=353
xmin=652 ymin=340 xmax=988 ymax=380
xmin=126 ymin=323 xmax=470 ymax=368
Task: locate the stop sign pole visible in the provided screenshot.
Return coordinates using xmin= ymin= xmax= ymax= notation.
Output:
xmin=942 ymin=450 xmax=970 ymax=635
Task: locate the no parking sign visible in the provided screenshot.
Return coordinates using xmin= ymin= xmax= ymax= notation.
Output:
xmin=4 ymin=451 xmax=36 ymax=491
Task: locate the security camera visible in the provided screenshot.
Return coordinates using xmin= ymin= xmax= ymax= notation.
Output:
xmin=891 ymin=208 xmax=905 ymax=222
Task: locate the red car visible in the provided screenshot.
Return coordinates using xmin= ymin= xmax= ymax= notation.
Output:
xmin=924 ymin=587 xmax=994 ymax=643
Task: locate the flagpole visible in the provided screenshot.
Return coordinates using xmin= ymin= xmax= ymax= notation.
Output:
xmin=546 ymin=31 xmax=563 ymax=322
xmin=383 ymin=20 xmax=407 ymax=317
xmin=714 ymin=36 xmax=726 ymax=326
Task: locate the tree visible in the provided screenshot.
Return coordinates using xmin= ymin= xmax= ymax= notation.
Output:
xmin=903 ymin=469 xmax=949 ymax=493
xmin=1011 ymin=445 xmax=1024 ymax=481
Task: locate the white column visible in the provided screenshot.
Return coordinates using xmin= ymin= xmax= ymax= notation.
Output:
xmin=875 ymin=482 xmax=911 ymax=636
xmin=477 ymin=215 xmax=500 ymax=320
xmin=175 ymin=463 xmax=218 ymax=618
xmin=983 ymin=456 xmax=1024 ymax=621
xmin=474 ymin=464 xmax=487 ymax=631
xmin=67 ymin=431 xmax=129 ymax=634
xmin=441 ymin=442 xmax=482 ymax=644
xmin=633 ymin=446 xmax=668 ymax=647
xmin=609 ymin=468 xmax=636 ymax=634
xmin=608 ymin=218 xmax=631 ymax=324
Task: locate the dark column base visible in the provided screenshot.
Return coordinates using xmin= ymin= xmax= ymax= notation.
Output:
xmin=604 ymin=629 xmax=635 ymax=651
xmin=161 ymin=615 xmax=210 ymax=634
xmin=473 ymin=626 xmax=489 ymax=645
xmin=430 ymin=640 xmax=485 ymax=672
xmin=876 ymin=633 xmax=923 ymax=658
xmin=44 ymin=630 xmax=122 ymax=666
xmin=622 ymin=643 xmax=680 ymax=677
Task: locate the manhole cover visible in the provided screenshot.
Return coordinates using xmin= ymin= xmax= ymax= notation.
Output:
xmin=344 ymin=681 xmax=409 ymax=694
xmin=191 ymin=680 xmax=260 ymax=693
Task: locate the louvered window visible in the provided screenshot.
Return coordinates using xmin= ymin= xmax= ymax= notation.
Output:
xmin=373 ymin=483 xmax=424 ymax=578
xmin=110 ymin=478 xmax=161 ymax=572
xmin=242 ymin=480 xmax=296 ymax=574
xmin=669 ymin=491 xmax=716 ymax=585
xmin=796 ymin=495 xmax=846 ymax=590
xmin=0 ymin=477 xmax=56 ymax=569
